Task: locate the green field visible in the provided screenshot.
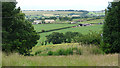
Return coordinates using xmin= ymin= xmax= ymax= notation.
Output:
xmin=34 ymin=24 xmax=103 ymax=46
xmin=88 ymin=12 xmax=105 ymax=16
xmin=79 ymin=19 xmax=104 ymax=24
xmin=22 ymin=11 xmax=83 ymax=16
xmin=33 ymin=24 xmax=76 ymax=32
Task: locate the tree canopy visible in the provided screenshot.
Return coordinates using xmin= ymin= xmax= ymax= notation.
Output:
xmin=101 ymin=2 xmax=120 ymax=53
xmin=2 ymin=1 xmax=40 ymax=55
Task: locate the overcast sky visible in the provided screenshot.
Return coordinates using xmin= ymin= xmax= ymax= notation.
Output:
xmin=16 ymin=0 xmax=113 ymax=11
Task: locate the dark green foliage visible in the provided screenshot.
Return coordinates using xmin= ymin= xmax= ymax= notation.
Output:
xmin=57 ymin=49 xmax=66 ymax=55
xmin=35 ymin=50 xmax=42 ymax=55
xmin=46 ymin=32 xmax=82 ymax=44
xmin=59 ymin=17 xmax=72 ymax=21
xmin=101 ymin=2 xmax=120 ymax=53
xmin=41 ymin=42 xmax=44 ymax=45
xmin=46 ymin=32 xmax=65 ymax=44
xmin=2 ymin=1 xmax=40 ymax=55
xmin=66 ymin=48 xmax=73 ymax=55
xmin=41 ymin=30 xmax=45 ymax=32
xmin=55 ymin=48 xmax=73 ymax=56
xmin=65 ymin=32 xmax=82 ymax=43
xmin=47 ymin=51 xmax=53 ymax=55
xmin=75 ymin=31 xmax=102 ymax=45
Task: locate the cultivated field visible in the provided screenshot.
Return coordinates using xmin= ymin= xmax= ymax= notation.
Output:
xmin=22 ymin=11 xmax=83 ymax=16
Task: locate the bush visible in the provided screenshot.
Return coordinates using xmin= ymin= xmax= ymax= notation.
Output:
xmin=35 ymin=50 xmax=42 ymax=55
xmin=47 ymin=51 xmax=53 ymax=55
xmin=53 ymin=48 xmax=73 ymax=56
xmin=57 ymin=49 xmax=67 ymax=55
xmin=41 ymin=30 xmax=45 ymax=32
xmin=75 ymin=31 xmax=102 ymax=45
xmin=65 ymin=32 xmax=83 ymax=43
xmin=66 ymin=48 xmax=73 ymax=55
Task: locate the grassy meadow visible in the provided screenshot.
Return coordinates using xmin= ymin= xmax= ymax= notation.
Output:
xmin=2 ymin=43 xmax=118 ymax=66
xmin=2 ymin=53 xmax=118 ymax=66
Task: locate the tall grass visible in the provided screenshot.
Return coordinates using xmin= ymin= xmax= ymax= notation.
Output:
xmin=32 ymin=43 xmax=104 ymax=56
xmin=2 ymin=52 xmax=118 ymax=66
xmin=2 ymin=43 xmax=118 ymax=66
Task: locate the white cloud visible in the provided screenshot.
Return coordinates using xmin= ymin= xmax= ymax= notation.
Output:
xmin=16 ymin=0 xmax=113 ymax=11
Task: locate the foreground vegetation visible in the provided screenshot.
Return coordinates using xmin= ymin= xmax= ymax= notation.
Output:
xmin=31 ymin=43 xmax=104 ymax=56
xmin=2 ymin=53 xmax=118 ymax=66
xmin=2 ymin=43 xmax=119 ymax=66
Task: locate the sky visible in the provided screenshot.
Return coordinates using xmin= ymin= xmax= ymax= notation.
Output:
xmin=16 ymin=0 xmax=113 ymax=11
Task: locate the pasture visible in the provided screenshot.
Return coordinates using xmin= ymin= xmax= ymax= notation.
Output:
xmin=34 ymin=24 xmax=103 ymax=46
xmin=33 ymin=24 xmax=76 ymax=32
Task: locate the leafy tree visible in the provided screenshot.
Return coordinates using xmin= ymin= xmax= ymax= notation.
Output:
xmin=101 ymin=2 xmax=120 ymax=53
xmin=46 ymin=32 xmax=65 ymax=44
xmin=2 ymin=1 xmax=40 ymax=55
xmin=65 ymin=32 xmax=82 ymax=43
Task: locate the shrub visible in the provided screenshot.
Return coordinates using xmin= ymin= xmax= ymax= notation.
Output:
xmin=41 ymin=30 xmax=45 ymax=32
xmin=65 ymin=32 xmax=83 ymax=43
xmin=47 ymin=51 xmax=53 ymax=55
xmin=35 ymin=50 xmax=42 ymax=55
xmin=57 ymin=49 xmax=67 ymax=55
xmin=75 ymin=31 xmax=102 ymax=45
xmin=66 ymin=48 xmax=73 ymax=55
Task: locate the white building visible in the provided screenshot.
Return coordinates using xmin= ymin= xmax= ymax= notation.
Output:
xmin=32 ymin=20 xmax=42 ymax=24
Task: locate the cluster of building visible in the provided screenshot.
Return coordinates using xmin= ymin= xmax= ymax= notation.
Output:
xmin=32 ymin=20 xmax=55 ymax=24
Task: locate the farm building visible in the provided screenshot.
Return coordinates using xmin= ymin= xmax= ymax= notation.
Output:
xmin=32 ymin=20 xmax=42 ymax=24
xmin=71 ymin=22 xmax=77 ymax=24
xmin=45 ymin=20 xmax=55 ymax=23
xmin=78 ymin=23 xmax=91 ymax=26
xmin=72 ymin=15 xmax=80 ymax=17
